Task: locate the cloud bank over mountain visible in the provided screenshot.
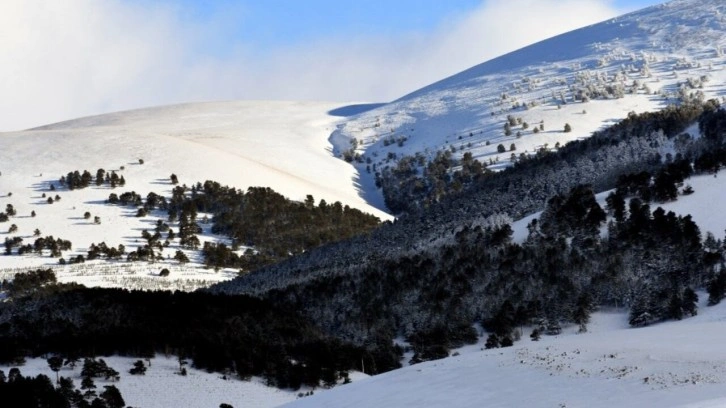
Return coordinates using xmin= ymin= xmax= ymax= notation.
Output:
xmin=1 ymin=0 xmax=629 ymax=130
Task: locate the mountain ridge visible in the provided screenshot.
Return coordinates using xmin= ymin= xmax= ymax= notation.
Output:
xmin=332 ymin=0 xmax=726 ymax=216
xmin=6 ymin=1 xmax=726 ymax=407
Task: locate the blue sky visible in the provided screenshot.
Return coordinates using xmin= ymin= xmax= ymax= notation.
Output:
xmin=1 ymin=0 xmax=664 ymax=130
xmin=169 ymin=0 xmax=661 ymax=55
xmin=174 ymin=0 xmax=485 ymax=51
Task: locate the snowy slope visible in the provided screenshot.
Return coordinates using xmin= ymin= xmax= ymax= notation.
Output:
xmin=3 ymin=1 xmax=726 ymax=407
xmin=509 ymin=173 xmax=726 ymax=244
xmin=284 ymin=296 xmax=726 ymax=408
xmin=286 ymin=3 xmax=726 ymax=402
xmin=0 ymin=101 xmax=391 ymax=290
xmin=0 ymin=356 xmax=302 ymax=408
xmin=0 ymin=355 xmax=371 ymax=408
xmin=334 ymin=0 xmax=726 ymax=182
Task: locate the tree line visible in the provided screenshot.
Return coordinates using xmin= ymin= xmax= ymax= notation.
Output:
xmin=0 ymin=285 xmax=402 ymax=390
xmin=210 ymin=100 xmax=726 ymax=361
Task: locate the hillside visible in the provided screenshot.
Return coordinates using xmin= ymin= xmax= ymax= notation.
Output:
xmin=7 ymin=0 xmax=726 ymax=406
xmin=332 ymin=0 xmax=726 ymax=214
xmin=211 ymin=77 xmax=726 ymax=402
xmin=284 ymin=298 xmax=726 ymax=408
xmin=0 ymin=355 xmax=303 ymax=408
xmin=0 ymin=101 xmax=389 ymax=290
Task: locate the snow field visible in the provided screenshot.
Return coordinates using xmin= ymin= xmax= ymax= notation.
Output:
xmin=0 ymin=101 xmax=392 ymax=290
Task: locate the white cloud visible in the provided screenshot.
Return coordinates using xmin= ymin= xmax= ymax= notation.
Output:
xmin=0 ymin=0 xmax=627 ymax=130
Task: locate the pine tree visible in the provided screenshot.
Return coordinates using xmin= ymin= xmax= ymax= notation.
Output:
xmin=573 ymin=294 xmax=593 ymax=332
xmin=96 ymin=169 xmax=105 ymax=186
xmin=90 ymin=397 xmax=108 ymax=408
xmin=500 ymin=335 xmax=514 ymax=347
xmin=174 ymin=250 xmax=189 ymax=264
xmin=81 ymin=376 xmax=97 ymax=399
xmin=504 ymin=123 xmax=512 ymax=136
xmin=606 ymin=191 xmax=626 ymax=222
xmin=100 ymin=385 xmax=125 ymax=408
xmin=530 ymin=328 xmax=541 ymax=341
xmin=129 ymin=360 xmax=147 ymax=375
xmin=629 ymin=291 xmax=653 ymax=327
xmin=667 ymin=292 xmax=684 ymax=321
xmin=484 ymin=333 xmax=500 ymax=349
xmin=682 ymin=287 xmax=698 ymax=316
xmin=58 ymin=376 xmax=75 ymax=400
xmin=46 ymin=356 xmax=63 ymax=383
xmin=707 ymin=271 xmax=726 ymax=305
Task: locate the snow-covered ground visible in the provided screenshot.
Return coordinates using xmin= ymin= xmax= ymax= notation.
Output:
xmin=3 ymin=1 xmax=724 ymax=291
xmin=0 ymin=355 xmax=304 ymax=408
xmin=5 ymin=1 xmax=726 ymax=405
xmin=13 ymin=301 xmax=726 ymax=408
xmin=284 ymin=295 xmax=726 ymax=408
xmin=510 ymin=172 xmax=726 ymax=244
xmin=334 ymin=0 xmax=726 ymax=190
xmin=0 ymin=101 xmax=391 ymax=290
xmin=656 ymin=173 xmax=726 ymax=240
xmin=0 ymin=354 xmax=372 ymax=407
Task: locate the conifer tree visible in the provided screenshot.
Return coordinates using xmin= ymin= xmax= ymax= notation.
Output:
xmin=47 ymin=356 xmax=63 ymax=383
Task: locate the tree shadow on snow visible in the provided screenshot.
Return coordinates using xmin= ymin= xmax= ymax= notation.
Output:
xmin=150 ymin=179 xmax=171 ymax=185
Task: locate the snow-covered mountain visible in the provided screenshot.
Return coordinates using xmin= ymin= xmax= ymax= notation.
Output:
xmin=0 ymin=101 xmax=390 ymax=290
xmin=4 ymin=0 xmax=725 ymax=291
xmin=334 ymin=0 xmax=726 ymax=188
xmin=6 ymin=1 xmax=726 ymax=407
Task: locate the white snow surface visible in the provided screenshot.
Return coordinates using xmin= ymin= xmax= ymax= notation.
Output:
xmin=12 ymin=301 xmax=726 ymax=408
xmin=0 ymin=355 xmax=302 ymax=407
xmin=0 ymin=100 xmax=390 ymax=290
xmin=5 ymin=0 xmax=726 ymax=406
xmin=284 ymin=297 xmax=726 ymax=408
xmin=334 ymin=0 xmax=726 ymax=188
xmin=510 ymin=173 xmax=726 ymax=244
